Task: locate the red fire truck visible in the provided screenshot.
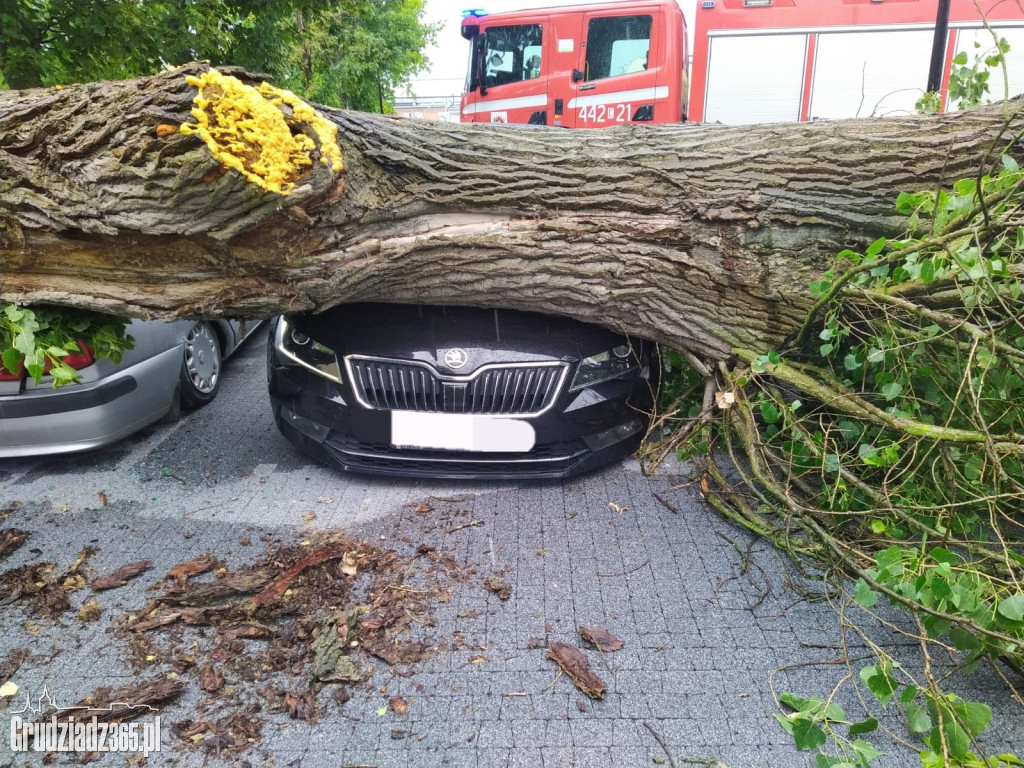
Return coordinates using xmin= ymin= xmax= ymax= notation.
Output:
xmin=460 ymin=0 xmax=1023 ymax=127
xmin=459 ymin=0 xmax=689 ymax=126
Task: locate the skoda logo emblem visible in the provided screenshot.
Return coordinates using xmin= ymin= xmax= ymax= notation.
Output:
xmin=444 ymin=348 xmax=468 ymax=369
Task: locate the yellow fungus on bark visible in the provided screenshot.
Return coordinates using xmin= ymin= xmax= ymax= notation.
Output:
xmin=179 ymin=69 xmax=342 ymax=195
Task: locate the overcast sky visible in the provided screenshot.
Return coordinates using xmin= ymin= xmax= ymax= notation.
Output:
xmin=403 ymin=0 xmax=697 ymax=98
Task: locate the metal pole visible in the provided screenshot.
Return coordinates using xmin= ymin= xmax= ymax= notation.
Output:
xmin=927 ymin=0 xmax=952 ymax=94
xmin=378 ymin=81 xmax=385 ymax=114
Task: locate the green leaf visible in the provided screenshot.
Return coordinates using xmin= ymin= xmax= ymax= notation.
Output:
xmin=774 ymin=713 xmax=795 ymax=735
xmin=816 ymin=756 xmax=858 ymax=768
xmin=927 ymin=720 xmax=970 ymax=759
xmin=920 ymin=258 xmax=935 ymax=283
xmin=780 ymin=692 xmax=813 ymax=712
xmin=866 ymin=237 xmax=887 ymax=257
xmin=376 ymin=705 xmax=388 ymax=716
xmin=854 ymin=578 xmax=879 ymax=608
xmin=809 ymin=280 xmax=831 ymax=296
xmin=851 ymin=739 xmax=881 ymax=763
xmin=768 ymin=350 xmax=781 ymax=365
xmin=953 ymin=51 xmax=968 ymax=65
xmin=859 ymin=665 xmax=897 ymax=706
xmin=905 ymin=702 xmax=932 ymax=734
xmin=1 ymin=347 xmax=22 ymax=376
xmin=879 ymin=382 xmax=901 ymax=401
xmin=952 ymin=700 xmax=991 ymax=736
xmin=13 ymin=332 xmax=35 ymax=356
xmin=793 ymin=719 xmax=827 ymax=751
xmin=1002 ymin=154 xmax=1021 ymax=172
xmin=760 ymin=401 xmax=781 ymax=425
xmin=997 ymin=593 xmax=1024 ymax=622
xmin=928 ymin=547 xmax=957 ymax=566
xmin=848 ymin=718 xmax=878 ymax=736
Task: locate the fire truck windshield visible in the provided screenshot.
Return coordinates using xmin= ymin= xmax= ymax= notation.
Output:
xmin=475 ymin=24 xmax=543 ymax=91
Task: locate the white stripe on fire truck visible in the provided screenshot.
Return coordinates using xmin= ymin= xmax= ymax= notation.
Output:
xmin=461 ymin=94 xmax=548 ymax=115
xmin=567 ymin=86 xmax=670 ymax=110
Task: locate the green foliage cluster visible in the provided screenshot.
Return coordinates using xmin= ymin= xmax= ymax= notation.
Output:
xmin=916 ymin=35 xmax=1010 ymax=114
xmin=649 ymin=142 xmax=1024 ymax=765
xmin=0 ymin=0 xmax=438 ymax=111
xmin=777 ymin=674 xmax=1021 ymax=768
xmin=0 ymin=304 xmax=133 ymax=386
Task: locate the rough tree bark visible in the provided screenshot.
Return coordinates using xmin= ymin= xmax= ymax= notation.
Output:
xmin=1 ymin=62 xmax=1020 ymax=368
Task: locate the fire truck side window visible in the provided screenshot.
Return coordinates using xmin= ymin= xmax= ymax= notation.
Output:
xmin=483 ymin=25 xmax=543 ymax=88
xmin=585 ymin=15 xmax=652 ymax=81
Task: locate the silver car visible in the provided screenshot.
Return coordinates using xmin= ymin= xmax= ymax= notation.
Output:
xmin=0 ymin=319 xmax=259 ymax=458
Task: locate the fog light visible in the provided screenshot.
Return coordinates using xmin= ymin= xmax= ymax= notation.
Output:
xmin=584 ymin=418 xmax=644 ymax=452
xmin=280 ymin=403 xmax=331 ymax=443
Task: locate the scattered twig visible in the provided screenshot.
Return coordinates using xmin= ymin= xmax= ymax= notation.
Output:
xmin=644 ymin=721 xmax=678 ymax=768
xmin=597 ymin=560 xmax=649 ymax=578
xmin=652 ymin=492 xmax=678 ymax=513
xmin=445 ymin=520 xmax=483 ymax=535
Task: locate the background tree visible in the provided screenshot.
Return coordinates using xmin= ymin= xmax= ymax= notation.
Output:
xmin=0 ymin=0 xmax=437 ymax=110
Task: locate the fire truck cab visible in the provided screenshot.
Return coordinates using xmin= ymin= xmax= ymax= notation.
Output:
xmin=460 ymin=0 xmax=689 ymax=127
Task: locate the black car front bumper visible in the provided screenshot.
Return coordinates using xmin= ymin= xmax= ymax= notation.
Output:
xmin=266 ymin=310 xmax=654 ymax=480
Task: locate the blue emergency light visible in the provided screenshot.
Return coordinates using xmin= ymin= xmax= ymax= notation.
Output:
xmin=462 ymin=8 xmax=487 ymax=17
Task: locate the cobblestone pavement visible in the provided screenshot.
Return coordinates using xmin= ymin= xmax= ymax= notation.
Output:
xmin=1 ymin=335 xmax=1021 ymax=767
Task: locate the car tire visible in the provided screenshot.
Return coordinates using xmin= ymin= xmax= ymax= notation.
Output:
xmin=179 ymin=321 xmax=222 ymax=409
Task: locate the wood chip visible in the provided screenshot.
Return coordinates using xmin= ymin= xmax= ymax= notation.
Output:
xmin=359 ymin=606 xmax=404 ymax=631
xmin=579 ymin=627 xmax=624 ymax=652
xmin=0 ymin=529 xmax=30 ymax=560
xmin=130 ymin=611 xmax=181 ymax=632
xmin=166 ymin=554 xmax=218 ymax=586
xmin=389 ymin=696 xmax=408 ymax=716
xmin=546 ymin=642 xmax=606 ymax=699
xmin=90 ymin=560 xmax=152 ymax=591
xmin=482 ymin=574 xmax=511 ymax=600
xmin=218 ymin=624 xmax=275 ymax=641
xmin=198 ymin=664 xmax=224 ymax=693
xmin=283 ymin=691 xmax=316 ymax=720
xmin=249 ymin=547 xmax=349 ymax=607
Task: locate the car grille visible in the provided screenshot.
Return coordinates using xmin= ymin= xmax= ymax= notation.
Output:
xmin=345 ymin=357 xmax=568 ymax=415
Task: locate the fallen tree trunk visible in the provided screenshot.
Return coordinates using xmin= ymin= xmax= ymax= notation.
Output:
xmin=1 ymin=62 xmax=1020 ymax=367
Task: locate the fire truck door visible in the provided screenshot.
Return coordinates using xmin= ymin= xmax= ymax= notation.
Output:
xmin=567 ymin=7 xmax=663 ymax=128
xmin=464 ymin=20 xmax=549 ymax=125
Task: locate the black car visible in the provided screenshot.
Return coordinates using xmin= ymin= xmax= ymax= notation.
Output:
xmin=267 ymin=304 xmax=655 ymax=479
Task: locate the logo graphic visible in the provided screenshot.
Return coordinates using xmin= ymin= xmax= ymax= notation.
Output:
xmin=8 ymin=685 xmax=161 ymax=757
xmin=490 ymin=111 xmax=508 ymax=123
xmin=11 ymin=686 xmax=157 ymax=716
xmin=443 ymin=348 xmax=469 ymax=369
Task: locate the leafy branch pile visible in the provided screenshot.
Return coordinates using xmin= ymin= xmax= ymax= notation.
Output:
xmin=651 ymin=141 xmax=1024 ymax=766
xmin=0 ymin=304 xmax=133 ymax=386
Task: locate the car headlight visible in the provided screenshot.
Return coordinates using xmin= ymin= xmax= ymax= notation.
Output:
xmin=275 ymin=318 xmax=342 ymax=384
xmin=569 ymin=344 xmax=639 ymax=391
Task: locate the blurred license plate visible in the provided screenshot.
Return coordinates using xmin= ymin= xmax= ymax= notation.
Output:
xmin=391 ymin=411 xmax=535 ymax=452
